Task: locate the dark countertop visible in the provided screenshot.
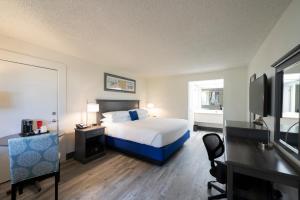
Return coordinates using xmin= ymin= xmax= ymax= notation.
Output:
xmin=225 ymin=120 xmax=268 ymax=131
xmin=225 ymin=136 xmax=300 ymax=187
xmin=74 ymin=125 xmax=105 ymax=133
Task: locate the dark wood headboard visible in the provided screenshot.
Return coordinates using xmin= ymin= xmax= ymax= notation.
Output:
xmin=96 ymin=99 xmax=139 ymax=123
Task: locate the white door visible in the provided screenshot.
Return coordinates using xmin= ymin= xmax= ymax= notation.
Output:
xmin=0 ymin=60 xmax=58 ymax=182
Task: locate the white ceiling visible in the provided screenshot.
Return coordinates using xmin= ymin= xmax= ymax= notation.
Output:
xmin=0 ymin=0 xmax=291 ymax=76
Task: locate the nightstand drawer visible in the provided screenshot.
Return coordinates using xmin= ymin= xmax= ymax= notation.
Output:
xmin=86 ymin=129 xmax=104 ymax=139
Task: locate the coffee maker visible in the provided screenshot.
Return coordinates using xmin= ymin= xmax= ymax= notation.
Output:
xmin=21 ymin=119 xmax=33 ymax=134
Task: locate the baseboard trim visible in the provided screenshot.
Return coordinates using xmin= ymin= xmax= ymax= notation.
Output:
xmin=66 ymin=152 xmax=74 ymax=160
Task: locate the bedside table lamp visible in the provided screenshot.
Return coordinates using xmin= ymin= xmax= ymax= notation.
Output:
xmin=86 ymin=102 xmax=99 ymax=126
xmin=147 ymin=103 xmax=156 ymax=117
xmin=147 ymin=103 xmax=154 ymax=109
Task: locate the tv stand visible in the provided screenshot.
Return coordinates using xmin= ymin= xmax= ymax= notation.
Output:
xmin=225 ymin=120 xmax=269 ymax=143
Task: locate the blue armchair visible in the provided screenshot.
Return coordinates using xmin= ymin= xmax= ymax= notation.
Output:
xmin=8 ymin=133 xmax=60 ymax=200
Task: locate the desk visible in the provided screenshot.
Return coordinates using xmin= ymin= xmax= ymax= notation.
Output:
xmin=225 ymin=136 xmax=300 ymax=199
xmin=225 ymin=120 xmax=269 ymax=143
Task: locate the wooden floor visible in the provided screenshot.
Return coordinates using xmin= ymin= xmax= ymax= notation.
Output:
xmin=0 ymin=131 xmax=222 ymax=200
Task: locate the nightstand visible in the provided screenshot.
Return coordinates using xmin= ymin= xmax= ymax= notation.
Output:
xmin=74 ymin=126 xmax=106 ymax=164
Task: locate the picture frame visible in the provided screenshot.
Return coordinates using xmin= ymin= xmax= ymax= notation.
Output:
xmin=104 ymin=73 xmax=136 ymax=93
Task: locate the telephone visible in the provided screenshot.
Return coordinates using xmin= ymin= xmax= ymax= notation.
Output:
xmin=76 ymin=123 xmax=88 ymax=129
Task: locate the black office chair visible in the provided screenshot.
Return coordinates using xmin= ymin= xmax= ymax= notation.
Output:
xmin=203 ymin=133 xmax=227 ymax=200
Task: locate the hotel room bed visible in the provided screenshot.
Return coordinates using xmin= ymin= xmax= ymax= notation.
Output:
xmin=96 ymin=99 xmax=190 ymax=165
xmin=103 ymin=118 xmax=190 ymax=165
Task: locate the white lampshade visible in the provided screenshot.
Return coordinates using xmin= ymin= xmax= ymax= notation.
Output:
xmin=87 ymin=103 xmax=99 ymax=113
xmin=147 ymin=103 xmax=154 ymax=109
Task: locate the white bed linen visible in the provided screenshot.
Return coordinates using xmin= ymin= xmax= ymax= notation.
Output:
xmin=103 ymin=118 xmax=188 ymax=148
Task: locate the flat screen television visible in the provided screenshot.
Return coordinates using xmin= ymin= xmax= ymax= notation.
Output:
xmin=249 ymin=74 xmax=268 ymax=117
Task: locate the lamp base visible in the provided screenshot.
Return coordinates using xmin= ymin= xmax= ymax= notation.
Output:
xmin=258 ymin=142 xmax=273 ymax=150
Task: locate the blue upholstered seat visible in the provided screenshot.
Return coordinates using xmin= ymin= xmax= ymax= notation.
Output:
xmin=8 ymin=133 xmax=59 ymax=184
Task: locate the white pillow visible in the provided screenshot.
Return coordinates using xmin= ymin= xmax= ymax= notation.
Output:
xmin=102 ymin=111 xmax=129 ymax=118
xmin=102 ymin=111 xmax=131 ymax=122
xmin=101 ymin=117 xmax=129 ymax=123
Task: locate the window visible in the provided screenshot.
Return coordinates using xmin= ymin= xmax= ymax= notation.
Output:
xmin=279 ymin=68 xmax=300 ymax=153
xmin=201 ymin=88 xmax=223 ymax=110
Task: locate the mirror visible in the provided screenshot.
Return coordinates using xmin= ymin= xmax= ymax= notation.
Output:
xmin=273 ymin=44 xmax=300 ymax=159
xmin=279 ymin=62 xmax=300 ymax=153
xmin=201 ymin=88 xmax=223 ymax=110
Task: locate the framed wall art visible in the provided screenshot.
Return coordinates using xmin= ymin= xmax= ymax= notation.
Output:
xmin=104 ymin=73 xmax=136 ymax=93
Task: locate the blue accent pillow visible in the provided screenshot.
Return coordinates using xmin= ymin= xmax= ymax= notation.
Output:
xmin=129 ymin=111 xmax=139 ymax=121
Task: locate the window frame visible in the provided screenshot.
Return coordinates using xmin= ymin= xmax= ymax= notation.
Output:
xmin=272 ymin=44 xmax=300 ymax=160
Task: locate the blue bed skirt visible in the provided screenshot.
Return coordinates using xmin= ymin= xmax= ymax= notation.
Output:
xmin=105 ymin=130 xmax=190 ymax=164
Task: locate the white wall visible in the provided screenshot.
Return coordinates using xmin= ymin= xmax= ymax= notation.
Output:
xmin=248 ymin=0 xmax=300 ymax=166
xmin=146 ymin=67 xmax=247 ymax=122
xmin=0 ymin=35 xmax=147 ymax=183
xmin=0 ymin=34 xmax=147 ymax=154
xmin=248 ymin=0 xmax=300 ymax=77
